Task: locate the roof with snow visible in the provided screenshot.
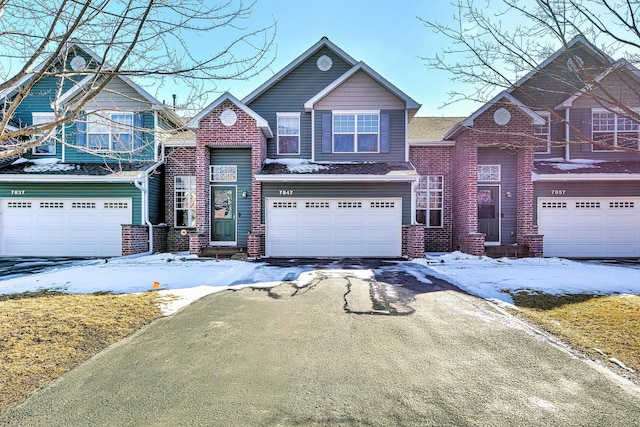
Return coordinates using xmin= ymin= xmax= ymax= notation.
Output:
xmin=257 ymin=159 xmax=417 ymax=180
xmin=533 ymin=159 xmax=640 ymax=179
xmin=0 ymin=158 xmax=155 ymax=176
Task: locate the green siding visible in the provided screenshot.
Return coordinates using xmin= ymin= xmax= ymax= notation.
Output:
xmin=248 ymin=46 xmax=353 ymax=160
xmin=148 ymin=169 xmax=163 ymax=224
xmin=0 ymin=183 xmax=143 ymax=224
xmin=313 ymin=109 xmax=406 ymax=162
xmin=210 ymin=148 xmax=252 ymax=246
xmin=261 ymin=182 xmax=412 ymax=224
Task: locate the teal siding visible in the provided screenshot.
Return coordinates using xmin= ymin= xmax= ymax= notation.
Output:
xmin=0 ymin=182 xmax=143 ymax=224
xmin=64 ymin=111 xmax=156 ymax=163
xmin=314 ymin=109 xmax=406 ymax=162
xmin=210 ymin=148 xmax=252 ymax=246
xmin=148 ymin=168 xmax=163 ymax=224
xmin=248 ymin=46 xmax=353 ymax=160
xmin=261 ymin=182 xmax=412 ymax=225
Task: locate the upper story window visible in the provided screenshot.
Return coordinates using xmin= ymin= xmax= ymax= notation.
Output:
xmin=533 ymin=111 xmax=551 ymax=154
xmin=277 ymin=113 xmax=300 ymax=155
xmin=416 ymin=175 xmax=443 ymax=228
xmin=592 ymin=110 xmax=639 ymax=151
xmin=174 ymin=176 xmax=196 ymax=228
xmin=31 ymin=112 xmax=57 ymax=155
xmin=210 ymin=165 xmax=237 ymax=182
xmin=333 ymin=112 xmax=379 ymax=153
xmin=477 ymin=165 xmax=501 ymax=182
xmin=77 ymin=111 xmax=143 ymax=152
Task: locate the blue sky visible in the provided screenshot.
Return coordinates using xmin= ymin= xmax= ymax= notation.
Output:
xmin=206 ymin=0 xmax=479 ymax=118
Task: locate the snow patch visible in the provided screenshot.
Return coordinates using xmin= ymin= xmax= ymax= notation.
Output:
xmin=541 ymin=158 xmax=607 ymax=171
xmin=265 ymin=158 xmax=328 ymax=173
xmin=12 ymin=157 xmax=77 ymax=172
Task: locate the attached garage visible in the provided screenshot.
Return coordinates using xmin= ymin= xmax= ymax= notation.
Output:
xmin=0 ymin=198 xmax=132 ymax=257
xmin=538 ymin=197 xmax=640 ymax=258
xmin=265 ymin=197 xmax=402 ymax=257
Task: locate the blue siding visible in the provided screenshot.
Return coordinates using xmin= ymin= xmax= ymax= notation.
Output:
xmin=247 ymin=46 xmax=353 ymax=160
xmin=313 ymin=110 xmax=406 ymax=162
xmin=148 ymin=169 xmax=163 ymax=224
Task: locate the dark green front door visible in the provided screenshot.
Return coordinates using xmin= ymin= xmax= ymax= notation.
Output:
xmin=211 ymin=186 xmax=236 ymax=243
xmin=478 ymin=186 xmax=500 ymax=243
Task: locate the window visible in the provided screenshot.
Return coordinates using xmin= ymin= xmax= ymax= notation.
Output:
xmin=592 ymin=110 xmax=640 ymax=151
xmin=31 ymin=112 xmax=57 ymax=155
xmin=416 ymin=176 xmax=443 ymax=227
xmin=533 ymin=112 xmax=550 ymax=154
xmin=175 ymin=176 xmax=196 ymax=227
xmin=333 ymin=112 xmax=379 ymax=153
xmin=477 ymin=165 xmax=501 ymax=182
xmin=210 ymin=165 xmax=237 ymax=182
xmin=277 ymin=113 xmax=300 ymax=155
xmin=81 ymin=111 xmax=141 ymax=152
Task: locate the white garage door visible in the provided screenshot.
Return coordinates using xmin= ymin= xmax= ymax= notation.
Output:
xmin=266 ymin=198 xmax=402 ymax=257
xmin=538 ymin=197 xmax=640 ymax=258
xmin=0 ymin=198 xmax=132 ymax=257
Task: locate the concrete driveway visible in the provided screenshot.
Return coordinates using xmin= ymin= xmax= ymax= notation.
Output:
xmin=1 ymin=260 xmax=639 ymax=426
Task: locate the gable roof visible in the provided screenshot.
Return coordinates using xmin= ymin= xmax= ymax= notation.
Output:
xmin=186 ymin=92 xmax=273 ymax=138
xmin=444 ymin=91 xmax=545 ymax=139
xmin=0 ymin=41 xmax=184 ymax=126
xmin=555 ymin=58 xmax=640 ymax=109
xmin=409 ymin=117 xmax=464 ymax=144
xmin=242 ymin=37 xmax=358 ymax=105
xmin=303 ymin=62 xmax=421 ymax=111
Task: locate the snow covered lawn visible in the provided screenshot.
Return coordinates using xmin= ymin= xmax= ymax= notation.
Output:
xmin=0 ymin=252 xmax=638 ymax=314
xmin=415 ymin=252 xmax=640 ymax=305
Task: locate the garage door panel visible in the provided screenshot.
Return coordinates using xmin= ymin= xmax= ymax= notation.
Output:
xmin=539 ymin=197 xmax=640 ymax=257
xmin=266 ymin=198 xmax=401 ymax=257
xmin=1 ymin=198 xmax=131 ymax=257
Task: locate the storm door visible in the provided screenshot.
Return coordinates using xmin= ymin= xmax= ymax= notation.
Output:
xmin=478 ymin=186 xmax=500 ymax=243
xmin=211 ymin=186 xmax=236 ymax=244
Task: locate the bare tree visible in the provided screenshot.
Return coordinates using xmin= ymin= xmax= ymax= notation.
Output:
xmin=420 ymin=0 xmax=640 ymax=153
xmin=0 ymin=0 xmax=275 ymax=158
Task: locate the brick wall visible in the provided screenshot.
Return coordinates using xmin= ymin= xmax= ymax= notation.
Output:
xmin=121 ymin=225 xmax=167 ymax=256
xmin=402 ymin=225 xmax=426 ymax=259
xmin=410 ymin=145 xmax=453 ymax=252
xmin=164 ymin=146 xmax=197 ymax=252
xmin=192 ymin=100 xmax=267 ymax=256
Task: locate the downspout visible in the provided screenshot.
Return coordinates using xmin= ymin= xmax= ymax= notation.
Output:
xmin=133 ymin=159 xmax=165 ymax=256
xmin=565 ymin=108 xmax=571 ymax=161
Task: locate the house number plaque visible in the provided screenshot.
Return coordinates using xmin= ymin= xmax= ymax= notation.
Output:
xmin=279 ymin=190 xmax=294 ymax=196
xmin=551 ymin=189 xmax=566 ymax=195
xmin=10 ymin=190 xmax=25 ymax=195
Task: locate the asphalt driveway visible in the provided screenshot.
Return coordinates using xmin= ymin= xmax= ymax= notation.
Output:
xmin=1 ymin=260 xmax=639 ymax=426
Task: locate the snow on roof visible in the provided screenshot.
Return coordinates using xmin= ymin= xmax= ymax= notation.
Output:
xmin=12 ymin=157 xmax=76 ymax=172
xmin=264 ymin=158 xmax=329 ymax=173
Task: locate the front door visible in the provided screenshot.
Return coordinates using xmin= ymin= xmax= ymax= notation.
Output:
xmin=211 ymin=186 xmax=236 ymax=244
xmin=478 ymin=186 xmax=500 ymax=243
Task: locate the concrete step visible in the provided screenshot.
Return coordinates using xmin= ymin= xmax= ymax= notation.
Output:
xmin=484 ymin=245 xmax=532 ymax=259
xmin=198 ymin=246 xmax=247 ymax=259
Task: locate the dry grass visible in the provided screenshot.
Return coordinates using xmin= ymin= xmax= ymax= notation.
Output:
xmin=510 ymin=292 xmax=640 ymax=379
xmin=0 ymin=291 xmax=164 ymax=413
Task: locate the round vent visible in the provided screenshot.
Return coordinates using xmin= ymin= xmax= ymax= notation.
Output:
xmin=70 ymin=55 xmax=87 ymax=71
xmin=493 ymin=107 xmax=511 ymax=125
xmin=317 ymin=55 xmax=333 ymax=72
xmin=220 ymin=109 xmax=237 ymax=127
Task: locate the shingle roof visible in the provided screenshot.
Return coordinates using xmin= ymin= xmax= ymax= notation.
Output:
xmin=0 ymin=160 xmax=155 ymax=176
xmin=533 ymin=160 xmax=640 ymax=175
xmin=408 ymin=117 xmax=464 ymax=142
xmin=258 ymin=161 xmax=417 ymax=176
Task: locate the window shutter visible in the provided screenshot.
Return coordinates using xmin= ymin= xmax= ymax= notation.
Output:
xmin=380 ymin=113 xmax=390 ymax=153
xmin=75 ymin=114 xmax=86 ymax=147
xmin=580 ymin=110 xmax=592 ymax=151
xmin=133 ymin=113 xmax=144 ymax=149
xmin=322 ymin=114 xmax=332 ymax=153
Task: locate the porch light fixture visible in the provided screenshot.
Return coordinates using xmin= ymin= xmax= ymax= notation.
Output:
xmin=242 ymin=191 xmax=248 ymax=198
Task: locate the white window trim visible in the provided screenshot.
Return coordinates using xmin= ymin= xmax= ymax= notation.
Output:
xmin=86 ymin=110 xmax=135 ymax=152
xmin=533 ymin=111 xmax=551 ymax=154
xmin=210 ymin=165 xmax=238 ymax=182
xmin=276 ymin=112 xmax=301 ymax=155
xmin=174 ymin=176 xmax=196 ymax=228
xmin=591 ymin=108 xmax=640 ymax=151
xmin=332 ymin=110 xmax=381 ymax=154
xmin=416 ymin=175 xmax=444 ymax=228
xmin=31 ymin=112 xmax=57 ymax=155
xmin=477 ymin=165 xmax=501 ymax=182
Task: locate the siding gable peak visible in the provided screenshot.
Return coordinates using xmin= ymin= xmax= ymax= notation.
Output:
xmin=304 ymin=62 xmax=421 ymax=112
xmin=242 ymin=38 xmax=358 ymax=105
